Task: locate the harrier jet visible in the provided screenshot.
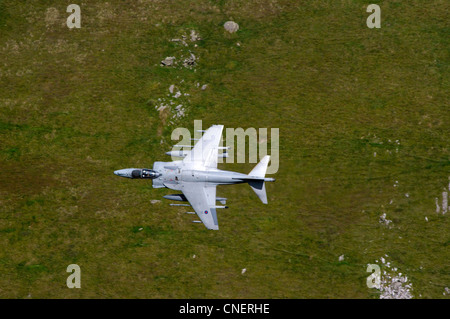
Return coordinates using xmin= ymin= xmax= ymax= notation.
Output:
xmin=114 ymin=125 xmax=275 ymax=230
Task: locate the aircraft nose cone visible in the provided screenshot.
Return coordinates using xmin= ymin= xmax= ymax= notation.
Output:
xmin=114 ymin=168 xmax=134 ymax=178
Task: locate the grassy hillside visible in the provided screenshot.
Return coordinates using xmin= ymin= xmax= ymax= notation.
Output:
xmin=0 ymin=0 xmax=448 ymax=298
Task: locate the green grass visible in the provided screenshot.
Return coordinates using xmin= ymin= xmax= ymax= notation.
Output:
xmin=0 ymin=0 xmax=448 ymax=298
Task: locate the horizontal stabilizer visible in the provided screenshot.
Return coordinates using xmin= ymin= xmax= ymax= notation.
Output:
xmin=248 ymin=180 xmax=268 ymax=204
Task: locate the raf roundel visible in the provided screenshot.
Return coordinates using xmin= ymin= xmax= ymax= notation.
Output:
xmin=204 ymin=210 xmax=208 ymax=214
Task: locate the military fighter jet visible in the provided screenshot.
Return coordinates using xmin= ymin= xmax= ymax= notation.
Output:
xmin=114 ymin=124 xmax=275 ymax=230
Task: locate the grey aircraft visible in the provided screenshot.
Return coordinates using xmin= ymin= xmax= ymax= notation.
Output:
xmin=114 ymin=124 xmax=275 ymax=230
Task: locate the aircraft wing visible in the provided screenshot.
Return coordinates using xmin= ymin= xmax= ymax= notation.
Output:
xmin=181 ymin=182 xmax=219 ymax=230
xmin=183 ymin=125 xmax=224 ymax=169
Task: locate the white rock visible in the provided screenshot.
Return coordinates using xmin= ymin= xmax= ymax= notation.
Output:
xmin=182 ymin=53 xmax=196 ymax=68
xmin=224 ymin=21 xmax=239 ymax=33
xmin=161 ymin=56 xmax=175 ymax=66
xmin=442 ymin=191 xmax=448 ymax=214
xmin=379 ymin=213 xmax=392 ymax=226
xmin=157 ymin=104 xmax=168 ymax=112
xmin=338 ymin=255 xmax=345 ymax=262
xmin=436 ymin=197 xmax=441 ymax=213
xmin=190 ymin=30 xmax=201 ymax=42
xmin=241 ymin=268 xmax=246 ymax=274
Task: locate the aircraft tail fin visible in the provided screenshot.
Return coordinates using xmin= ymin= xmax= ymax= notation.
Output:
xmin=248 ymin=156 xmax=272 ymax=204
xmin=249 ymin=155 xmax=270 ymax=178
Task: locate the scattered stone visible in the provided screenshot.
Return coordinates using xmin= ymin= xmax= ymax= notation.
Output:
xmin=161 ymin=56 xmax=175 ymax=66
xmin=224 ymin=21 xmax=239 ymax=33
xmin=182 ymin=53 xmax=197 ymax=68
xmin=436 ymin=197 xmax=441 ymax=213
xmin=379 ymin=273 xmax=413 ymax=299
xmin=171 ymin=38 xmax=188 ymax=46
xmin=176 ymin=109 xmax=184 ymax=117
xmin=156 ymin=29 xmax=203 ymax=122
xmin=150 ymin=200 xmax=161 ymax=204
xmin=338 ymin=255 xmax=345 ymax=262
xmin=442 ymin=191 xmax=448 ymax=214
xmin=379 ymin=213 xmax=392 ymax=226
xmin=201 ymin=84 xmax=208 ymax=91
xmin=241 ymin=268 xmax=246 ymax=274
xmin=435 ymin=180 xmax=449 ymax=215
xmin=156 ymin=104 xmax=168 ymax=112
xmin=372 ymin=256 xmax=414 ymax=299
xmin=190 ymin=30 xmax=201 ymax=42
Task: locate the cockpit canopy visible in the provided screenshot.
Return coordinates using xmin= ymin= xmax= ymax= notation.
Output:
xmin=131 ymin=169 xmax=160 ymax=179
